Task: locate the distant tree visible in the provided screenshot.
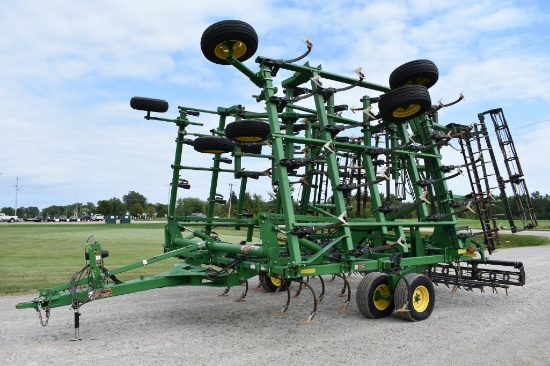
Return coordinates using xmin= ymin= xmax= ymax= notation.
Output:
xmin=24 ymin=206 xmax=40 ymax=218
xmin=175 ymin=198 xmax=206 ymax=216
xmin=123 ymin=191 xmax=147 ymax=210
xmin=145 ymin=205 xmax=156 ymax=219
xmin=240 ymin=192 xmax=267 ymax=215
xmin=96 ymin=200 xmax=113 ymax=216
xmin=41 ymin=205 xmax=65 ymax=217
xmin=129 ymin=203 xmax=144 ymax=217
xmin=229 ymin=190 xmax=238 ymax=206
xmin=155 ymin=203 xmax=167 ymax=217
xmin=81 ymin=202 xmax=97 ymax=215
xmin=106 ymin=197 xmax=125 ymax=216
xmin=1 ymin=207 xmax=14 ymax=215
xmin=15 ymin=207 xmax=27 ymax=218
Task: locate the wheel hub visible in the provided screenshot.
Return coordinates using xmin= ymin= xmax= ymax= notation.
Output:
xmin=373 ymin=284 xmax=391 ymax=310
xmin=393 ymin=103 xmax=421 ymax=118
xmin=412 ymin=285 xmax=430 ymax=312
xmin=214 ymin=41 xmax=247 ymax=60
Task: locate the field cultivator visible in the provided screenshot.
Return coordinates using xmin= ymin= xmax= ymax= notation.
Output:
xmin=17 ymin=20 xmax=536 ymax=336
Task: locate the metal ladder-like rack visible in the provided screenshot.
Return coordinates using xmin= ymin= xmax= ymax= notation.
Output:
xmin=456 ymin=108 xmax=537 ymax=249
xmin=457 ymin=123 xmax=501 ymax=250
xmin=480 ymin=109 xmax=538 ymax=230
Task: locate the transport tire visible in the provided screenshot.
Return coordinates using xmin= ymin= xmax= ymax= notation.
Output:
xmin=389 ymin=59 xmax=439 ymax=89
xmin=225 ymin=120 xmax=271 ymax=142
xmin=356 ymin=272 xmax=395 ymax=318
xmin=378 ymin=85 xmax=431 ymax=123
xmin=130 ymin=97 xmax=169 ymax=113
xmin=193 ymin=136 xmax=234 ymax=154
xmin=394 ymin=274 xmax=435 ymax=321
xmin=201 ymin=20 xmax=258 ymax=65
xmin=259 ymin=273 xmax=288 ymax=293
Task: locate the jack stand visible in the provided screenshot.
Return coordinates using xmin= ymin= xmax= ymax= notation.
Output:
xmin=70 ymin=307 xmax=83 ymax=341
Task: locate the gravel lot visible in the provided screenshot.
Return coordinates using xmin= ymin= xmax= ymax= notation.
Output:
xmin=1 ymin=246 xmax=549 ymax=365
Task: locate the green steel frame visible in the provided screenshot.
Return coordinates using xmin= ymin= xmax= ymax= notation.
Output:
xmin=17 ymin=21 xmax=529 ymax=326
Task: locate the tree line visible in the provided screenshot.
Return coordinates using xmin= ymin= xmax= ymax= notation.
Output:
xmin=2 ymin=190 xmax=549 ymax=221
xmin=1 ymin=191 xmax=166 ymax=219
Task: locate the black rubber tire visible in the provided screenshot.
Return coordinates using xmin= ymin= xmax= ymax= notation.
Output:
xmin=240 ymin=144 xmax=263 ymax=154
xmin=389 ymin=59 xmax=439 ymax=89
xmin=259 ymin=273 xmax=288 ymax=293
xmin=201 ymin=20 xmax=258 ymax=65
xmin=356 ymin=272 xmax=395 ymax=319
xmin=394 ymin=274 xmax=435 ymax=321
xmin=130 ymin=96 xmax=169 ymax=113
xmin=193 ymin=136 xmax=234 ymax=154
xmin=225 ymin=120 xmax=271 ymax=142
xmin=379 ymin=85 xmax=431 ymax=123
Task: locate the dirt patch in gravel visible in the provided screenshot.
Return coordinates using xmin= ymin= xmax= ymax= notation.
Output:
xmin=1 ymin=246 xmax=549 ymax=365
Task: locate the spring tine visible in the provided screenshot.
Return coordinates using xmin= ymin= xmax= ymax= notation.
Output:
xmin=298 ymin=279 xmax=318 ymax=324
xmin=336 ymin=274 xmax=351 ymax=312
xmin=275 ymin=285 xmax=292 ymax=316
xmin=218 ymin=287 xmax=230 ymax=297
xmin=317 ymin=275 xmax=326 ymax=303
xmin=234 ymin=280 xmax=248 ymax=302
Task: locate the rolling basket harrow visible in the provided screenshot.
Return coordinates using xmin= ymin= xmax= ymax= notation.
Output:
xmin=17 ymin=20 xmax=537 ymax=337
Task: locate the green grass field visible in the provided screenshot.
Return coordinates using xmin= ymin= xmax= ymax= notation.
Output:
xmin=1 ymin=221 xmax=548 ymax=295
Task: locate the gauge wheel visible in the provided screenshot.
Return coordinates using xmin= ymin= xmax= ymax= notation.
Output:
xmin=193 ymin=136 xmax=235 ymax=154
xmin=389 ymin=59 xmax=439 ymax=89
xmin=379 ymin=85 xmax=431 ymax=123
xmin=130 ymin=96 xmax=169 ymax=113
xmin=356 ymin=272 xmax=395 ymax=318
xmin=259 ymin=273 xmax=288 ymax=293
xmin=394 ymin=274 xmax=435 ymax=321
xmin=225 ymin=120 xmax=271 ymax=142
xmin=201 ymin=20 xmax=258 ymax=65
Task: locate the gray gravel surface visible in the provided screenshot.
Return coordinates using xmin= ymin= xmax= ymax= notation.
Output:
xmin=1 ymin=246 xmax=549 ymax=365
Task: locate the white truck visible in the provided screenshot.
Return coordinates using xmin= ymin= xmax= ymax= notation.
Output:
xmin=0 ymin=213 xmax=19 ymax=222
xmin=91 ymin=214 xmax=104 ymax=221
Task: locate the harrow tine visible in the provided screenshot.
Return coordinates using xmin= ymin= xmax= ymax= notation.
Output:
xmin=292 ymin=277 xmax=307 ymax=298
xmin=336 ymin=274 xmax=348 ymax=298
xmin=218 ymin=287 xmax=230 ymax=297
xmin=234 ymin=280 xmax=248 ymax=302
xmin=275 ymin=285 xmax=292 ymax=316
xmin=336 ymin=274 xmax=351 ymax=312
xmin=317 ymin=275 xmax=326 ymax=303
xmin=297 ymin=279 xmax=318 ymax=324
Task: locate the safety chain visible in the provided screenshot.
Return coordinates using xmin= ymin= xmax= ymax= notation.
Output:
xmin=35 ymin=289 xmax=53 ymax=326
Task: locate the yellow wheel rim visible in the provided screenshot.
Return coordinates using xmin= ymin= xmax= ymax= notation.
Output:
xmin=393 ymin=103 xmax=421 ymax=118
xmin=405 ymin=77 xmax=430 ymax=87
xmin=202 ymin=149 xmax=226 ymax=154
xmin=412 ymin=285 xmax=430 ymax=313
xmin=270 ymin=276 xmax=282 ymax=287
xmin=214 ymin=40 xmax=247 ymax=60
xmin=236 ymin=136 xmax=263 ymax=142
xmin=373 ymin=284 xmax=391 ymax=311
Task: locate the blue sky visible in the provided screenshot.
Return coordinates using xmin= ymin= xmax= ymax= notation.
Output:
xmin=1 ymin=0 xmax=549 ymax=211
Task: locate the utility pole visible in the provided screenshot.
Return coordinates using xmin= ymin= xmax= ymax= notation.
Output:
xmin=14 ymin=177 xmax=19 ymax=217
